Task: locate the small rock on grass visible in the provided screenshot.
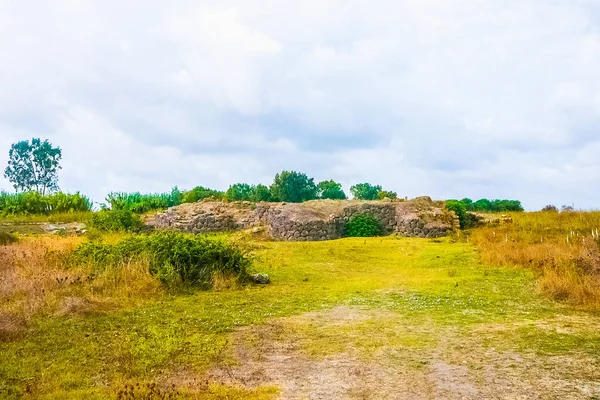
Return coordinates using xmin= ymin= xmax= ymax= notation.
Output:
xmin=251 ymin=273 xmax=271 ymax=284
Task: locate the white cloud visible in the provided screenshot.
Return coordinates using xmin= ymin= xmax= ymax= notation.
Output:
xmin=0 ymin=0 xmax=600 ymax=209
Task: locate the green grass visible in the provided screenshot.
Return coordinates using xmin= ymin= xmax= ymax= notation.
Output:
xmin=0 ymin=211 xmax=92 ymax=224
xmin=1 ymin=236 xmax=599 ymax=399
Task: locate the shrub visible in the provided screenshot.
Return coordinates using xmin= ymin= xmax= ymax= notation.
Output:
xmin=72 ymin=232 xmax=250 ymax=288
xmin=377 ymin=190 xmax=398 ymax=200
xmin=105 ymin=188 xmax=183 ymax=213
xmin=181 ymin=186 xmax=225 ymax=203
xmin=269 ymin=171 xmax=318 ymax=203
xmin=87 ymin=210 xmax=143 ymax=232
xmin=350 ymin=183 xmax=382 ymax=200
xmin=345 ymin=214 xmax=382 ymax=237
xmin=0 ymin=191 xmax=92 ymax=216
xmin=541 ymin=205 xmax=559 ymax=213
xmin=0 ymin=231 xmax=18 ymax=245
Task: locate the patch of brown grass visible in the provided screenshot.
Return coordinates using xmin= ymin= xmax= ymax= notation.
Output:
xmin=0 ymin=235 xmax=164 ymax=323
xmin=470 ymin=211 xmax=600 ymax=307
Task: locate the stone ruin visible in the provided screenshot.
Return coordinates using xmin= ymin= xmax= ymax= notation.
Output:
xmin=147 ymin=197 xmax=457 ymax=242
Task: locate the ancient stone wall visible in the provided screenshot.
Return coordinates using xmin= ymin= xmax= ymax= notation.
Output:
xmin=149 ymin=198 xmax=456 ymax=241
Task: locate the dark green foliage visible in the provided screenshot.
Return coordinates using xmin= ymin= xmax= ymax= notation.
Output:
xmin=350 ymin=183 xmax=382 ymax=200
xmin=105 ymin=188 xmax=183 ymax=213
xmin=0 ymin=191 xmax=92 ymax=216
xmin=269 ymin=171 xmax=318 ymax=203
xmin=87 ymin=210 xmax=143 ymax=232
xmin=541 ymin=205 xmax=559 ymax=213
xmin=72 ymin=232 xmax=250 ymax=288
xmin=250 ymin=184 xmax=271 ymax=202
xmin=181 ymin=186 xmax=224 ymax=203
xmin=447 ymin=198 xmax=524 ymax=214
xmin=225 ymin=183 xmax=253 ymax=201
xmin=345 ymin=214 xmax=382 ymax=237
xmin=317 ymin=180 xmax=347 ymax=200
xmin=377 ymin=190 xmax=398 ymax=200
xmin=0 ymin=231 xmax=18 ymax=245
xmin=4 ymin=138 xmax=62 ymax=194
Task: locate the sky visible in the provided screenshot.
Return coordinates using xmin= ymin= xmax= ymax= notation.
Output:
xmin=1 ymin=0 xmax=600 ymax=210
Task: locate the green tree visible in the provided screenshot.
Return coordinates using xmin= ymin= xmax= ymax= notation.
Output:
xmin=4 ymin=138 xmax=62 ymax=194
xmin=181 ymin=186 xmax=224 ymax=203
xmin=225 ymin=183 xmax=253 ymax=201
xmin=269 ymin=171 xmax=318 ymax=203
xmin=377 ymin=190 xmax=398 ymax=200
xmin=317 ymin=180 xmax=347 ymax=200
xmin=250 ymin=184 xmax=271 ymax=202
xmin=350 ymin=183 xmax=382 ymax=200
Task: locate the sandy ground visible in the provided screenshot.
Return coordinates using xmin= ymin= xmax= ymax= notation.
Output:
xmin=205 ymin=306 xmax=600 ymax=400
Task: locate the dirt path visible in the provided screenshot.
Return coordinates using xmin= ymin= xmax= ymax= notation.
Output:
xmin=207 ymin=306 xmax=600 ymax=400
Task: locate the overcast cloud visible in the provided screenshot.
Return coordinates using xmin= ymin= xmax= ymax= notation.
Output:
xmin=1 ymin=0 xmax=600 ymax=209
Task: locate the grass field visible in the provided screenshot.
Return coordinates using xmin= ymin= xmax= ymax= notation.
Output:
xmin=1 ymin=226 xmax=600 ymax=398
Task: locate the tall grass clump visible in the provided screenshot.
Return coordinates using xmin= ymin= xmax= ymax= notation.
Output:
xmin=105 ymin=188 xmax=183 ymax=213
xmin=71 ymin=232 xmax=250 ymax=289
xmin=0 ymin=191 xmax=92 ymax=216
xmin=87 ymin=210 xmax=144 ymax=232
xmin=470 ymin=211 xmax=600 ymax=307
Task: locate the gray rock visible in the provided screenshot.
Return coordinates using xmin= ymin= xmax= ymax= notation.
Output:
xmin=251 ymin=273 xmax=271 ymax=284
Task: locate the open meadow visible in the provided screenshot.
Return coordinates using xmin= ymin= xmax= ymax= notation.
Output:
xmin=2 ymin=210 xmax=600 ymax=399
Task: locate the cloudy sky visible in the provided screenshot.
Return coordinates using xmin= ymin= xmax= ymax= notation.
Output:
xmin=1 ymin=0 xmax=599 ymax=209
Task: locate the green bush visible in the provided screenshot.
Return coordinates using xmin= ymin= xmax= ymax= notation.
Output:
xmin=72 ymin=232 xmax=250 ymax=288
xmin=0 ymin=191 xmax=92 ymax=216
xmin=87 ymin=210 xmax=143 ymax=232
xmin=345 ymin=214 xmax=382 ymax=237
xmin=0 ymin=231 xmax=18 ymax=245
xmin=181 ymin=186 xmax=225 ymax=203
xmin=105 ymin=188 xmax=183 ymax=213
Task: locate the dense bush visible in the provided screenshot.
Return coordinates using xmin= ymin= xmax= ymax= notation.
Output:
xmin=87 ymin=210 xmax=143 ymax=232
xmin=445 ymin=200 xmax=481 ymax=229
xmin=458 ymin=198 xmax=524 ymax=212
xmin=181 ymin=186 xmax=224 ymax=203
xmin=345 ymin=214 xmax=382 ymax=237
xmin=541 ymin=205 xmax=559 ymax=213
xmin=0 ymin=191 xmax=92 ymax=216
xmin=72 ymin=232 xmax=250 ymax=288
xmin=350 ymin=183 xmax=382 ymax=200
xmin=317 ymin=180 xmax=347 ymax=200
xmin=105 ymin=188 xmax=183 ymax=213
xmin=377 ymin=190 xmax=398 ymax=200
xmin=270 ymin=171 xmax=318 ymax=203
xmin=226 ymin=183 xmax=271 ymax=202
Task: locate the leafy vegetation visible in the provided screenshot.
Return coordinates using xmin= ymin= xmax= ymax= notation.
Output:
xmin=350 ymin=183 xmax=382 ymax=200
xmin=317 ymin=180 xmax=347 ymax=200
xmin=455 ymin=198 xmax=524 ymax=212
xmin=72 ymin=232 xmax=250 ymax=288
xmin=0 ymin=191 xmax=92 ymax=216
xmin=105 ymin=188 xmax=184 ymax=213
xmin=87 ymin=210 xmax=143 ymax=232
xmin=3 ymin=138 xmax=62 ymax=194
xmin=226 ymin=183 xmax=272 ymax=202
xmin=181 ymin=186 xmax=225 ymax=204
xmin=345 ymin=214 xmax=382 ymax=237
xmin=269 ymin=171 xmax=318 ymax=203
xmin=377 ymin=190 xmax=398 ymax=200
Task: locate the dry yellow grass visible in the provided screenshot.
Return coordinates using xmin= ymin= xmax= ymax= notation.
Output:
xmin=0 ymin=235 xmax=164 ymax=336
xmin=470 ymin=211 xmax=600 ymax=307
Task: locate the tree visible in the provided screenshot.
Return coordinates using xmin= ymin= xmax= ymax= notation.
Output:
xmin=4 ymin=138 xmax=62 ymax=194
xmin=317 ymin=180 xmax=347 ymax=200
xmin=377 ymin=190 xmax=398 ymax=200
xmin=226 ymin=183 xmax=253 ymax=201
xmin=250 ymin=184 xmax=271 ymax=202
xmin=269 ymin=171 xmax=318 ymax=203
xmin=350 ymin=183 xmax=382 ymax=200
xmin=541 ymin=205 xmax=559 ymax=213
